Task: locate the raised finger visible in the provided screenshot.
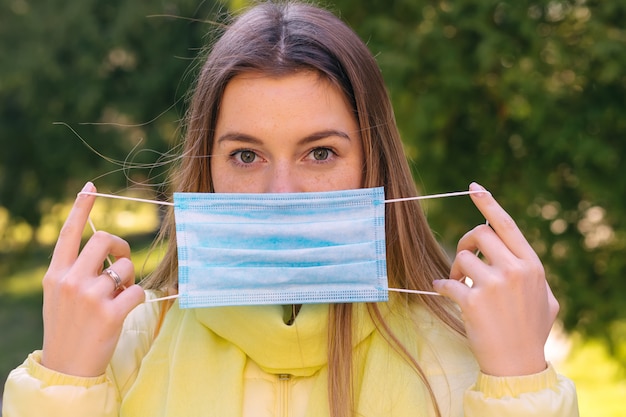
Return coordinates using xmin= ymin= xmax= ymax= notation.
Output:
xmin=449 ymin=248 xmax=493 ymax=284
xmin=74 ymin=231 xmax=131 ymax=276
xmin=468 ymin=182 xmax=537 ymax=260
xmin=49 ymin=182 xmax=98 ymax=272
xmin=452 ymin=223 xmax=518 ymax=271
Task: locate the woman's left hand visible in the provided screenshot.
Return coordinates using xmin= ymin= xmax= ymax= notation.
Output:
xmin=433 ymin=182 xmax=558 ymax=377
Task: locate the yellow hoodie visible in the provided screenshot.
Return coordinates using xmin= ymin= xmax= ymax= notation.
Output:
xmin=3 ymin=291 xmax=578 ymax=417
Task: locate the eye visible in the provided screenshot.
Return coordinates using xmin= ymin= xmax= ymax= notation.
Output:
xmin=234 ymin=150 xmax=256 ymax=163
xmin=311 ymin=148 xmax=330 ymax=161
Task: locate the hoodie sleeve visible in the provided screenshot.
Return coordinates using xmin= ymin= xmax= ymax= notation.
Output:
xmin=464 ymin=362 xmax=579 ymax=417
xmin=2 ymin=351 xmax=120 ymax=417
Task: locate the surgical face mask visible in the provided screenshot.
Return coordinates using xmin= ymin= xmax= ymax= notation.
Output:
xmin=173 ymin=187 xmax=387 ymax=308
xmin=83 ymin=187 xmax=485 ymax=308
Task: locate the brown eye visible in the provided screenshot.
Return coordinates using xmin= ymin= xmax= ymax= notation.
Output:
xmin=240 ymin=150 xmax=256 ymax=163
xmin=312 ymin=148 xmax=330 ymax=161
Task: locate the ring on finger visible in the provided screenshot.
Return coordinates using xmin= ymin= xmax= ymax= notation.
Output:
xmin=104 ymin=268 xmax=124 ymax=292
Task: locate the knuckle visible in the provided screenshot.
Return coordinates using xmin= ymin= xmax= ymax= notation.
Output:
xmin=533 ymin=260 xmax=546 ymax=277
xmin=120 ymin=239 xmax=131 ymax=254
xmin=550 ymin=296 xmax=560 ymax=317
xmin=83 ymin=285 xmax=102 ymax=305
xmin=508 ymin=261 xmax=526 ymax=278
xmin=517 ymin=258 xmax=545 ymax=282
xmin=90 ymin=231 xmax=130 ymax=255
xmin=475 ymin=223 xmax=492 ymax=234
xmin=455 ymin=249 xmax=470 ymax=259
xmin=501 ymin=258 xmax=532 ymax=281
xmin=57 ymin=276 xmax=81 ymax=297
xmin=457 ymin=224 xmax=491 ymax=251
xmin=42 ymin=270 xmax=60 ymax=289
xmin=58 ymin=222 xmax=80 ymax=241
xmin=91 ymin=230 xmax=113 ymax=243
xmin=500 ymin=213 xmax=518 ymax=232
xmin=115 ymin=257 xmax=135 ymax=275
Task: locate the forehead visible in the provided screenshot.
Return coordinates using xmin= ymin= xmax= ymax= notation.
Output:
xmin=221 ymin=70 xmax=342 ymax=105
xmin=215 ymin=71 xmax=356 ymax=133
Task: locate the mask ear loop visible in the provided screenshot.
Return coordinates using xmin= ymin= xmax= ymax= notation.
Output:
xmin=80 ymin=191 xmax=175 ymax=206
xmin=384 ymin=190 xmax=490 ymax=296
xmin=80 ymin=189 xmax=490 ymax=302
xmin=146 ymin=293 xmax=180 ymax=303
xmin=79 ymin=191 xmax=178 ymax=303
xmin=81 ymin=192 xmax=170 ymax=292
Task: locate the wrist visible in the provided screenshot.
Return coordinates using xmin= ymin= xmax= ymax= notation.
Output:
xmin=479 ymin=351 xmax=547 ymax=377
xmin=41 ymin=349 xmax=107 ymax=378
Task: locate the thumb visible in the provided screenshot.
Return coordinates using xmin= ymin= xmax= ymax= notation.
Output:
xmin=432 ymin=278 xmax=470 ymax=306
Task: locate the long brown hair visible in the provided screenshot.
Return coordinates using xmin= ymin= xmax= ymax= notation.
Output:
xmin=143 ymin=2 xmax=464 ymax=416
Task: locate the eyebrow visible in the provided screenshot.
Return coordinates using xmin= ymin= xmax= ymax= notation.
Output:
xmin=216 ymin=129 xmax=353 ymax=146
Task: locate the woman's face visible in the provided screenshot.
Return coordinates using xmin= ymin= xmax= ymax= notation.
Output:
xmin=211 ymin=71 xmax=364 ymax=193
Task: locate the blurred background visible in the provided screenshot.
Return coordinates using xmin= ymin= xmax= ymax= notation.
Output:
xmin=1 ymin=0 xmax=624 ymax=413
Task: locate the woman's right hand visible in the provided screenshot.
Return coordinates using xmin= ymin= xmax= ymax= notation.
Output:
xmin=40 ymin=182 xmax=146 ymax=377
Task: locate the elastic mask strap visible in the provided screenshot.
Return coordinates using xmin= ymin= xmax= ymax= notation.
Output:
xmin=383 ymin=189 xmax=488 ymax=203
xmin=79 ymin=189 xmax=490 ymax=206
xmin=80 ymin=192 xmax=175 ymax=206
xmin=79 ymin=188 xmax=490 ymax=303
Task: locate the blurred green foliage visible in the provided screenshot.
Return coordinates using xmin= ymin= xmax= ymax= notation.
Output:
xmin=0 ymin=0 xmax=224 ymax=226
xmin=0 ymin=0 xmax=625 ymax=362
xmin=334 ymin=0 xmax=626 ymax=355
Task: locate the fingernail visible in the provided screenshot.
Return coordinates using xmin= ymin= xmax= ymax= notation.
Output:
xmin=78 ymin=182 xmax=95 ymax=196
xmin=469 ymin=182 xmax=490 ymax=196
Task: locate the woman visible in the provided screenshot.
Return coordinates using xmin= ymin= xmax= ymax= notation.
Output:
xmin=3 ymin=2 xmax=578 ymax=416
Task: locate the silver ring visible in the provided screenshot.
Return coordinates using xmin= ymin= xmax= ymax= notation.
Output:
xmin=104 ymin=268 xmax=123 ymax=292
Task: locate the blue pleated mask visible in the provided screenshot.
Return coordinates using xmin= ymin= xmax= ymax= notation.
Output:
xmin=173 ymin=187 xmax=387 ymax=308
